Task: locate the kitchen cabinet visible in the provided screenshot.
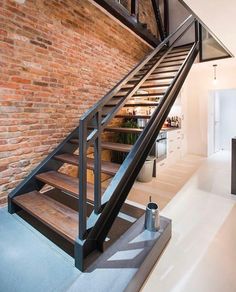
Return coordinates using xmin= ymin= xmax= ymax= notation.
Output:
xmin=156 ymin=128 xmax=183 ymax=171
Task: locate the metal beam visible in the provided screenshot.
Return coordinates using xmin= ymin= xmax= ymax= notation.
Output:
xmin=151 ymin=0 xmax=165 ymax=41
xmin=131 ymin=0 xmax=139 ymax=18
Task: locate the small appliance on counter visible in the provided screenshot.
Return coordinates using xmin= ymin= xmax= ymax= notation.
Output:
xmin=152 ymin=131 xmax=167 ymax=162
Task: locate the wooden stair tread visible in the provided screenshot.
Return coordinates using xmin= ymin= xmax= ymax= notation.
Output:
xmin=140 ymin=64 xmax=180 ymax=73
xmin=105 ymin=101 xmax=159 ymax=107
xmin=105 ymin=127 xmax=143 ymax=134
xmin=172 ymin=46 xmax=192 ymax=52
xmin=125 ymin=101 xmax=159 ymax=106
xmin=160 ymin=61 xmax=183 ymax=67
xmin=101 ymin=142 xmax=133 ymax=152
xmin=69 ymin=139 xmax=132 ymax=152
xmin=115 ymin=114 xmax=152 ymax=119
xmin=122 ymin=83 xmax=170 ymax=89
xmin=155 ymin=65 xmax=181 ymax=71
xmin=161 ymin=54 xmax=187 ymax=61
xmin=135 ymin=69 xmax=178 ymax=77
xmin=141 ymin=80 xmax=173 ymax=87
xmin=36 ymin=171 xmax=96 ymax=201
xmin=13 ymin=191 xmax=78 ymax=243
xmin=146 ymin=75 xmax=176 ymax=81
xmin=139 ymin=83 xmax=171 ymax=89
xmin=144 ymin=60 xmax=183 ymax=69
xmin=153 ymin=69 xmax=179 ymax=74
xmin=55 ymin=153 xmax=120 ymax=176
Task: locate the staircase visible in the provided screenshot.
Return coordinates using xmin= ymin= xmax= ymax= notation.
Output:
xmin=8 ymin=15 xmax=199 ymax=271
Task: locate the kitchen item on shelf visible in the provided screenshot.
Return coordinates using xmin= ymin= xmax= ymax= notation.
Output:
xmin=137 ymin=156 xmax=155 ymax=182
xmin=137 ymin=118 xmax=149 ymax=128
xmin=144 ymin=196 xmax=160 ymax=232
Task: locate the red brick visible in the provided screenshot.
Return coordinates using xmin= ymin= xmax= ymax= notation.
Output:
xmin=11 ymin=77 xmax=31 ymax=84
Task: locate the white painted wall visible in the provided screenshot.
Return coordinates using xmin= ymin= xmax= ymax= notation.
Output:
xmin=182 ymin=0 xmax=236 ymax=57
xmin=182 ymin=58 xmax=236 ymax=156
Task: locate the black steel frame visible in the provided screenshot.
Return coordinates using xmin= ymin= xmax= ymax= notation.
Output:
xmin=178 ymin=0 xmax=233 ymax=61
xmin=92 ymin=0 xmax=159 ymax=47
xmin=198 ymin=23 xmax=231 ymax=63
xmin=151 ymin=0 xmax=166 ymax=41
xmin=76 ymin=15 xmax=199 ymax=271
xmin=92 ymin=0 xmax=170 ymax=45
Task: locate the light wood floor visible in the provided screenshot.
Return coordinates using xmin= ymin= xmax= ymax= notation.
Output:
xmin=128 ymin=155 xmax=204 ymax=210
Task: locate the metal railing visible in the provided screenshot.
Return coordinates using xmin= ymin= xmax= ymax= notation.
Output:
xmin=76 ymin=15 xmax=199 ymax=270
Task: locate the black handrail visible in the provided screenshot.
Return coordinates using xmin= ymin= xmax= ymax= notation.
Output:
xmin=76 ymin=15 xmax=199 ymax=271
xmin=78 ymin=15 xmax=196 ymax=242
xmin=78 ymin=15 xmax=195 ymax=241
xmin=89 ymin=26 xmax=199 ymax=248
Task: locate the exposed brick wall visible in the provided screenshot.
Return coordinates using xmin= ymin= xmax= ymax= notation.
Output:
xmin=0 ymin=0 xmax=150 ymax=205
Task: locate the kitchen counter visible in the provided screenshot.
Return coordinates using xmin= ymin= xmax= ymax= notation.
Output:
xmin=161 ymin=127 xmax=181 ymax=132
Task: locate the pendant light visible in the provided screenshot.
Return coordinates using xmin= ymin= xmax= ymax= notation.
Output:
xmin=213 ymin=64 xmax=218 ymax=85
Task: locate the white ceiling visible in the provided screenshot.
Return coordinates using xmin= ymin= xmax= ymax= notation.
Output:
xmin=182 ymin=0 xmax=236 ymax=57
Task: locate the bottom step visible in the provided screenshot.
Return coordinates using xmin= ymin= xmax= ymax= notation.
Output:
xmin=13 ymin=191 xmax=78 ymax=243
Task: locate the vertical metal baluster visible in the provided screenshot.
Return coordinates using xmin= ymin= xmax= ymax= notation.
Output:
xmin=131 ymin=0 xmax=139 ymax=20
xmin=164 ymin=0 xmax=169 ymax=37
xmin=79 ymin=119 xmax=88 ymax=240
xmin=195 ymin=19 xmax=199 ymax=44
xmin=151 ymin=0 xmax=165 ymax=41
xmin=94 ymin=111 xmax=102 ymax=214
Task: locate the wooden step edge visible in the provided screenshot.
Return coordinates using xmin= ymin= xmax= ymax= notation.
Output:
xmin=153 ymin=69 xmax=179 ymax=74
xmin=154 ymin=65 xmax=181 ymax=70
xmin=146 ymin=76 xmax=175 ymax=81
xmin=139 ymin=84 xmax=171 ymax=89
xmin=36 ymin=171 xmax=96 ymax=201
xmin=13 ymin=191 xmax=78 ymax=243
xmin=105 ymin=102 xmax=159 ymax=107
xmin=160 ymin=61 xmax=183 ymax=67
xmin=135 ymin=68 xmax=179 ymax=77
xmin=145 ymin=60 xmax=184 ymax=68
xmin=36 ymin=171 xmax=79 ymax=197
xmin=163 ymin=56 xmax=187 ymax=61
xmin=167 ymin=49 xmax=190 ymax=56
xmin=114 ymin=114 xmax=152 ymax=119
xmin=105 ymin=127 xmax=143 ymax=134
xmin=101 ymin=142 xmax=133 ymax=152
xmin=54 ymin=154 xmax=120 ymax=176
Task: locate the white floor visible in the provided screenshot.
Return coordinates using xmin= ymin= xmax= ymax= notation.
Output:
xmin=142 ymin=151 xmax=236 ymax=292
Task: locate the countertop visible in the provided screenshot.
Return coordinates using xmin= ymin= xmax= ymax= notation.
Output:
xmin=161 ymin=127 xmax=181 ymax=132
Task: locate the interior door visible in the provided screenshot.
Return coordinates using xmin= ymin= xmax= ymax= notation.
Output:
xmin=214 ymin=92 xmax=221 ymax=152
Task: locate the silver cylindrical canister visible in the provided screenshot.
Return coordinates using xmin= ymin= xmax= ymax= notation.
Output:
xmin=144 ymin=201 xmax=160 ymax=232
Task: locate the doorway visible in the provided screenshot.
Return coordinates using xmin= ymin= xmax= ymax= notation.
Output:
xmin=209 ymin=89 xmax=236 ymax=155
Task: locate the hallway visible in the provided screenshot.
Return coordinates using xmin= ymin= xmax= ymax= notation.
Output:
xmin=142 ymin=151 xmax=236 ymax=292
